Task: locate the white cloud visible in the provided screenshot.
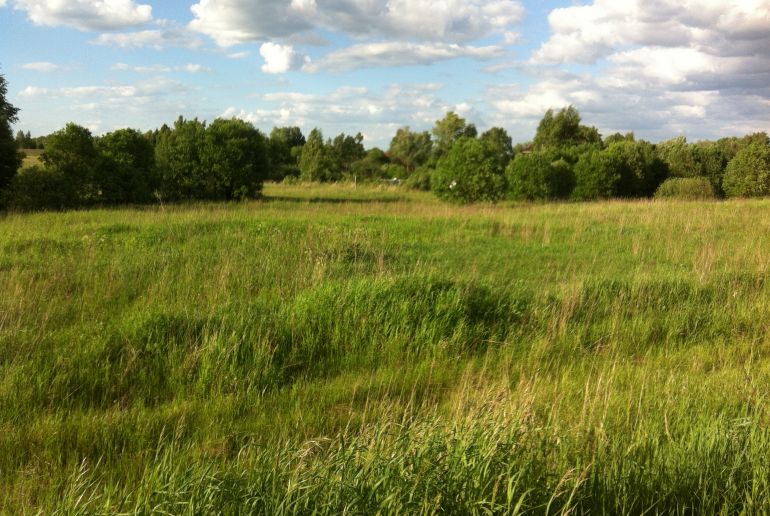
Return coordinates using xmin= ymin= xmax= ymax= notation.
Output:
xmin=111 ymin=63 xmax=209 ymax=73
xmin=21 ymin=61 xmax=61 ymax=72
xmin=259 ymin=42 xmax=308 ymax=74
xmin=222 ymin=83 xmax=456 ymax=146
xmin=14 ymin=0 xmax=152 ymax=31
xmin=305 ymin=42 xmax=504 ymax=72
xmin=226 ymin=51 xmax=250 ymax=59
xmin=19 ymin=86 xmax=51 ymax=97
xmin=189 ymin=0 xmax=524 ymax=47
xmin=92 ymin=25 xmax=202 ymax=49
xmin=0 ymin=0 xmax=7 ymax=7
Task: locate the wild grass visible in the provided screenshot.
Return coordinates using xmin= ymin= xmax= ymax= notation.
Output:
xmin=2 ymin=184 xmax=770 ymax=513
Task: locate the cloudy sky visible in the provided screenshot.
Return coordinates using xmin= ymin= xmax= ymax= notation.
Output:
xmin=1 ymin=0 xmax=768 ymax=147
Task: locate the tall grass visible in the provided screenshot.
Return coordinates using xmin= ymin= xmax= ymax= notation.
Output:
xmin=2 ymin=184 xmax=770 ymax=512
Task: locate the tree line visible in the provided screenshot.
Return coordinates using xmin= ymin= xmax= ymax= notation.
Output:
xmin=2 ymin=72 xmax=769 ymax=210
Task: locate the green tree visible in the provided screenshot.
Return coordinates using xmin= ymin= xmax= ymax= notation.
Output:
xmin=0 ymin=72 xmax=22 ymax=194
xmin=432 ymin=112 xmax=477 ymax=158
xmin=155 ymin=117 xmax=207 ymax=200
xmin=350 ymin=147 xmax=389 ymax=180
xmin=479 ymin=127 xmax=514 ymax=170
xmin=268 ymin=126 xmax=305 ymax=181
xmin=329 ymin=132 xmax=365 ymax=177
xmin=299 ymin=128 xmax=338 ymax=182
xmin=656 ymin=136 xmax=699 ymax=177
xmin=96 ymin=128 xmax=157 ymax=203
xmin=572 ymin=149 xmax=620 ymax=200
xmin=506 ymin=150 xmax=575 ymax=200
xmin=722 ymin=142 xmax=770 ymax=197
xmin=432 ymin=136 xmax=507 ymax=204
xmin=202 ymin=118 xmax=269 ymax=199
xmin=388 ymin=127 xmax=432 ymax=174
xmin=533 ymin=106 xmax=601 ymax=150
xmin=41 ymin=123 xmax=101 ymax=202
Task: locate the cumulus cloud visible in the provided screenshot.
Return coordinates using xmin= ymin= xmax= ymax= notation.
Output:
xmin=14 ymin=0 xmax=152 ymax=31
xmin=189 ymin=0 xmax=524 ymax=46
xmin=502 ymin=0 xmax=770 ymax=141
xmin=221 ymin=83 xmax=465 ymax=145
xmin=305 ymin=42 xmax=504 ymax=72
xmin=259 ymin=42 xmax=308 ymax=74
xmin=21 ymin=61 xmax=62 ymax=72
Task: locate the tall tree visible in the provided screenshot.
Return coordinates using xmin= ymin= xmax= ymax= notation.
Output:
xmin=533 ymin=106 xmax=601 ymax=150
xmin=388 ymin=127 xmax=432 ymax=174
xmin=0 ymin=72 xmax=22 ymax=193
xmin=268 ymin=126 xmax=305 ymax=181
xmin=42 ymin=123 xmax=101 ymax=202
xmin=299 ymin=128 xmax=338 ymax=182
xmin=432 ymin=112 xmax=477 ymax=158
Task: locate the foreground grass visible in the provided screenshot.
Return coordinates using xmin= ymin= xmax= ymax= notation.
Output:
xmin=2 ymin=183 xmax=770 ymax=513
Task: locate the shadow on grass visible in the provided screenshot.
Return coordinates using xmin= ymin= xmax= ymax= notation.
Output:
xmin=264 ymin=195 xmax=407 ymax=205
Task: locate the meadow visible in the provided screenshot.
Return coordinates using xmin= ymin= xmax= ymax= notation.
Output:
xmin=1 ymin=182 xmax=770 ymax=513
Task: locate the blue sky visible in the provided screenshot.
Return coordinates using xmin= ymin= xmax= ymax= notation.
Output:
xmin=1 ymin=0 xmax=768 ymax=148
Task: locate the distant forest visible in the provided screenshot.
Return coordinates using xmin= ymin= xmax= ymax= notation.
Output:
xmin=2 ymin=73 xmax=769 ymax=210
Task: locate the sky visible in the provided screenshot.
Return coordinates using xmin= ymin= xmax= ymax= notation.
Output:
xmin=0 ymin=0 xmax=768 ymax=148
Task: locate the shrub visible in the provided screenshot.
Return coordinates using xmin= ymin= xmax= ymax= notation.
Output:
xmin=654 ymin=177 xmax=716 ymax=200
xmin=1 ymin=166 xmax=77 ymax=211
xmin=404 ymin=165 xmax=432 ymax=191
xmin=722 ymin=143 xmax=770 ymax=197
xmin=432 ymin=137 xmax=507 ymax=203
xmin=506 ymin=150 xmax=574 ymax=201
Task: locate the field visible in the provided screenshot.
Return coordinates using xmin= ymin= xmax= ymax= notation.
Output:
xmin=2 ymin=182 xmax=770 ymax=513
xmin=19 ymin=148 xmax=43 ymax=169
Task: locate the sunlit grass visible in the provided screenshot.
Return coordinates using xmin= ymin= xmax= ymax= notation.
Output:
xmin=2 ymin=184 xmax=770 ymax=512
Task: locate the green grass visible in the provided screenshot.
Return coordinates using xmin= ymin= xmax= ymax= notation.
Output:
xmin=2 ymin=183 xmax=770 ymax=513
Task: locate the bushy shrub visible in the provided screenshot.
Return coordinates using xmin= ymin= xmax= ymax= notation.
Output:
xmin=432 ymin=137 xmax=507 ymax=203
xmin=404 ymin=165 xmax=432 ymax=191
xmin=654 ymin=177 xmax=716 ymax=200
xmin=572 ymin=149 xmax=619 ymax=200
xmin=506 ymin=150 xmax=574 ymax=200
xmin=1 ymin=166 xmax=77 ymax=211
xmin=722 ymin=143 xmax=770 ymax=197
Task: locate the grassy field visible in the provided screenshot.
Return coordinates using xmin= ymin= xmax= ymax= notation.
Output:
xmin=19 ymin=148 xmax=43 ymax=169
xmin=2 ymin=182 xmax=770 ymax=513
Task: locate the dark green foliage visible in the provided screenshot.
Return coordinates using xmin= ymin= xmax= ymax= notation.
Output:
xmin=201 ymin=118 xmax=269 ymax=199
xmin=431 ymin=112 xmax=477 ymax=158
xmin=572 ymin=148 xmax=620 ymax=200
xmin=533 ymin=106 xmax=601 ymax=150
xmin=691 ymin=142 xmax=730 ymax=196
xmin=654 ymin=177 xmax=716 ymax=200
xmin=96 ymin=128 xmax=157 ymax=204
xmin=329 ymin=132 xmax=365 ymax=177
xmin=155 ymin=117 xmax=207 ymax=200
xmin=1 ymin=166 xmax=77 ymax=210
xmin=506 ymin=150 xmax=575 ymax=200
xmin=350 ymin=148 xmax=389 ymax=180
xmin=479 ymin=127 xmax=514 ymax=170
xmin=155 ymin=117 xmax=269 ymax=200
xmin=722 ymin=142 xmax=770 ymax=197
xmin=388 ymin=127 xmax=432 ymax=173
xmin=403 ymin=164 xmax=432 ymax=190
xmin=267 ymin=126 xmax=304 ymax=181
xmin=0 ymin=73 xmax=22 ymax=194
xmin=41 ymin=123 xmax=101 ymax=202
xmin=573 ymin=141 xmax=666 ymax=200
xmin=432 ymin=137 xmax=507 ymax=203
